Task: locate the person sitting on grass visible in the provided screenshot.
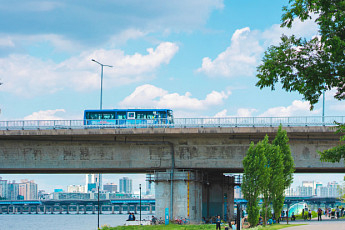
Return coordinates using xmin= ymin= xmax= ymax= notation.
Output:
xmin=291 ymin=212 xmax=296 ymax=221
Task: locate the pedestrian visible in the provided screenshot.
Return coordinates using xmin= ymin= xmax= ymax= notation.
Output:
xmin=302 ymin=209 xmax=305 ymax=220
xmin=317 ymin=207 xmax=322 ymax=221
xmin=341 ymin=207 xmax=344 ymax=217
xmin=216 ymin=215 xmax=221 ymax=230
xmin=336 ymin=206 xmax=340 ymax=219
xmin=308 ymin=209 xmax=312 ymax=220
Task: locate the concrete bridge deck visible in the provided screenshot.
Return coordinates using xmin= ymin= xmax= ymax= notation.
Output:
xmin=0 ymin=126 xmax=343 ymax=173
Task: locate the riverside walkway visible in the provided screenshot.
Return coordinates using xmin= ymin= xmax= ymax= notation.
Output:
xmin=281 ymin=217 xmax=345 ymax=229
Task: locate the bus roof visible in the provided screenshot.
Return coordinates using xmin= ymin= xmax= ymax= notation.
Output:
xmin=84 ymin=109 xmax=172 ymax=112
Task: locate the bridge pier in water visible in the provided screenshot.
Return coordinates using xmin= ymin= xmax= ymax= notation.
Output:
xmin=154 ymin=170 xmax=235 ymax=223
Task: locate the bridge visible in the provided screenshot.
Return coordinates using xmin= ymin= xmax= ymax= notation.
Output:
xmin=0 ymin=116 xmax=344 ymax=223
xmin=0 ymin=199 xmax=155 ymax=215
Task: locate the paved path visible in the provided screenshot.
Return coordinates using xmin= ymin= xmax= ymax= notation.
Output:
xmin=280 ymin=217 xmax=345 ymax=230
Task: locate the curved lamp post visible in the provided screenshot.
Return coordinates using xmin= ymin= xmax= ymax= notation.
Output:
xmin=91 ymin=59 xmax=113 ymax=110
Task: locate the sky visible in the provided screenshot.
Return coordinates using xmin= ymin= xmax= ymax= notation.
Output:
xmin=0 ymin=0 xmax=344 ymax=193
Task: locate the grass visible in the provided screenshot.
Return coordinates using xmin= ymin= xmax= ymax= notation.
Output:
xmin=100 ymin=223 xmax=305 ymax=230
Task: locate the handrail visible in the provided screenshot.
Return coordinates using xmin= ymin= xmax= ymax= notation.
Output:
xmin=0 ymin=116 xmax=343 ymax=130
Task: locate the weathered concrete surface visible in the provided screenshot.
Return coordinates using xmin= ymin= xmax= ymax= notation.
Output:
xmin=0 ymin=126 xmax=344 ymax=173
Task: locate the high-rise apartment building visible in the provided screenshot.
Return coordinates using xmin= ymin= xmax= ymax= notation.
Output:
xmin=19 ymin=179 xmax=38 ymax=200
xmin=7 ymin=181 xmax=19 ymax=200
xmin=119 ymin=177 xmax=132 ymax=194
xmin=86 ymin=174 xmax=102 ymax=192
xmin=0 ymin=177 xmax=8 ymax=199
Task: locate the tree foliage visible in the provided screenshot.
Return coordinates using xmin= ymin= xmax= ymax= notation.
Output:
xmin=242 ymin=141 xmax=269 ymax=227
xmin=319 ymin=122 xmax=345 ymax=163
xmin=256 ymin=0 xmax=345 ymax=109
xmin=242 ymin=126 xmax=295 ymax=226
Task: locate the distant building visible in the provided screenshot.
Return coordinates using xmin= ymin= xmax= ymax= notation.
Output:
xmin=296 ymin=186 xmax=313 ymax=196
xmin=119 ymin=177 xmax=132 ymax=194
xmin=0 ymin=177 xmax=8 ymax=199
xmin=86 ymin=174 xmax=102 ymax=192
xmin=19 ymin=179 xmax=37 ymax=200
xmin=7 ymin=181 xmax=19 ymax=200
xmin=67 ymin=185 xmax=85 ymax=193
xmin=53 ymin=192 xmax=90 ymax=200
xmin=103 ymin=183 xmax=117 ymax=193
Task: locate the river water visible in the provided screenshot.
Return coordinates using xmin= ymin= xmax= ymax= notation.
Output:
xmin=0 ymin=211 xmax=154 ymax=230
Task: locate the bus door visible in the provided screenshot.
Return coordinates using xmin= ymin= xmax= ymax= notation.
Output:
xmin=127 ymin=111 xmax=136 ymax=126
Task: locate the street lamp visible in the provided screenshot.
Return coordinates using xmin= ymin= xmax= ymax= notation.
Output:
xmin=139 ymin=184 xmax=142 ymax=223
xmin=91 ymin=59 xmax=113 ymax=110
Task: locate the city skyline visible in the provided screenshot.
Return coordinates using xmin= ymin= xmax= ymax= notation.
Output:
xmin=0 ymin=173 xmax=343 ymax=196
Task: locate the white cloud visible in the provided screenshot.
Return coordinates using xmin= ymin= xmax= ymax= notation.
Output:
xmin=24 ymin=109 xmax=66 ymax=120
xmin=259 ymin=100 xmax=320 ymax=117
xmin=119 ymin=84 xmax=230 ymax=110
xmin=197 ymin=27 xmax=263 ymax=77
xmin=214 ymin=108 xmax=257 ymax=117
xmin=197 ymin=17 xmax=319 ymax=78
xmin=0 ymin=42 xmax=179 ymax=97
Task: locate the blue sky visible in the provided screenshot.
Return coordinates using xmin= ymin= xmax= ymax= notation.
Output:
xmin=0 ymin=0 xmax=344 ymax=192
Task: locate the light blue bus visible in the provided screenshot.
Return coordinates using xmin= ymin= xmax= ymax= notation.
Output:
xmin=83 ymin=109 xmax=174 ymax=127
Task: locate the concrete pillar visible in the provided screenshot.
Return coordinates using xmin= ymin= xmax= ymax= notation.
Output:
xmin=119 ymin=205 xmax=122 ymax=214
xmin=99 ymin=205 xmax=102 ymax=214
xmin=76 ymin=205 xmax=79 ymax=214
xmin=84 ymin=205 xmax=87 ymax=214
xmin=127 ymin=205 xmax=130 ymax=214
xmin=111 ymin=205 xmax=115 ymax=214
xmin=66 ymin=205 xmax=70 ymax=214
xmin=0 ymin=206 xmax=2 ymax=214
xmin=51 ymin=206 xmax=54 ymax=214
xmin=134 ymin=204 xmax=137 ymax=214
xmin=92 ymin=205 xmax=95 ymax=214
xmin=12 ymin=205 xmax=15 ymax=214
xmin=7 ymin=206 xmax=10 ymax=214
xmin=36 ymin=206 xmax=39 ymax=214
xmin=44 ymin=205 xmax=47 ymax=214
xmin=20 ymin=206 xmax=23 ymax=214
xmin=59 ymin=205 xmax=62 ymax=214
xmin=28 ymin=206 xmax=31 ymax=214
xmin=155 ymin=170 xmax=203 ymax=223
xmin=149 ymin=204 xmax=152 ymax=214
xmin=226 ymin=176 xmax=235 ymax=221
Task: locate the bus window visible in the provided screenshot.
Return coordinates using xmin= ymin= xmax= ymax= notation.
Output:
xmin=117 ymin=112 xmax=126 ymax=119
xmin=102 ymin=113 xmax=115 ymax=119
xmin=127 ymin=112 xmax=135 ymax=119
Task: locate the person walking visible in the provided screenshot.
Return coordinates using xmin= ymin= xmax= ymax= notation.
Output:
xmin=317 ymin=207 xmax=322 ymax=221
xmin=216 ymin=215 xmax=221 ymax=230
xmin=336 ymin=206 xmax=340 ymax=219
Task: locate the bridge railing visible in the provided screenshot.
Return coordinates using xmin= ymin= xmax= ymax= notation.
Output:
xmin=0 ymin=116 xmax=343 ymax=130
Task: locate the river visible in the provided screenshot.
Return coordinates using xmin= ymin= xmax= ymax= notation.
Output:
xmin=0 ymin=211 xmax=154 ymax=230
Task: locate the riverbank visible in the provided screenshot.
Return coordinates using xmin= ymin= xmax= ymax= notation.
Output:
xmin=101 ymin=223 xmax=304 ymax=230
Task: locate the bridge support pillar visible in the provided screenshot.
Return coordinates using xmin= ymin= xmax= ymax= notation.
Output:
xmin=111 ymin=205 xmax=114 ymax=214
xmin=154 ymin=170 xmax=235 ymax=224
xmin=36 ymin=206 xmax=39 ymax=214
xmin=44 ymin=205 xmax=46 ymax=214
xmin=149 ymin=204 xmax=152 ymax=214
xmin=92 ymin=205 xmax=95 ymax=214
xmin=51 ymin=206 xmax=54 ymax=214
xmin=28 ymin=206 xmax=31 ymax=214
xmin=134 ymin=204 xmax=137 ymax=214
xmin=202 ymin=173 xmax=234 ymax=221
xmin=12 ymin=205 xmax=15 ymax=214
xmin=154 ymin=170 xmax=203 ymax=223
xmin=76 ymin=205 xmax=79 ymax=214
xmin=84 ymin=205 xmax=87 ymax=214
xmin=66 ymin=205 xmax=70 ymax=214
xmin=0 ymin=206 xmax=2 ymax=214
xmin=119 ymin=205 xmax=122 ymax=214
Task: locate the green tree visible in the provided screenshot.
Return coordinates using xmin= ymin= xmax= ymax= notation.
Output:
xmin=260 ymin=136 xmax=274 ymax=226
xmin=242 ymin=141 xmax=270 ymax=227
xmin=272 ymin=125 xmax=295 ymax=220
xmin=256 ymin=0 xmax=345 ymax=109
xmin=319 ymin=123 xmax=345 ymax=163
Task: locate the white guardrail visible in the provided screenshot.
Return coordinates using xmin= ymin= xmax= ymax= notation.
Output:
xmin=0 ymin=116 xmax=344 ymax=130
